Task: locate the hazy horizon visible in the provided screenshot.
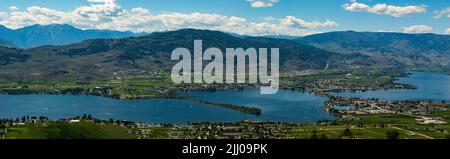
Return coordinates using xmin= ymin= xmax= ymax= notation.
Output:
xmin=0 ymin=0 xmax=448 ymax=36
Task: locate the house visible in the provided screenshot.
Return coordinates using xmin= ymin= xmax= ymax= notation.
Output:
xmin=69 ymin=119 xmax=81 ymax=123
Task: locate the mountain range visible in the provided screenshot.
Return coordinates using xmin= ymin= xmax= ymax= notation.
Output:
xmin=0 ymin=24 xmax=144 ymax=48
xmin=0 ymin=24 xmax=449 ymax=80
xmin=297 ymin=31 xmax=450 ymax=68
xmin=0 ymin=28 xmax=359 ymax=80
xmin=0 ymin=39 xmax=15 ymax=48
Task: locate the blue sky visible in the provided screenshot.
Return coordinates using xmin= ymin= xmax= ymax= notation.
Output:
xmin=0 ymin=0 xmax=448 ymax=35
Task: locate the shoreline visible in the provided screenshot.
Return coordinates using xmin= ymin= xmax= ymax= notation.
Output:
xmin=1 ymin=70 xmax=445 ymax=125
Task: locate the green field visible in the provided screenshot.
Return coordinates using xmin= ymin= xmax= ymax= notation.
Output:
xmin=1 ymin=69 xmax=449 ymax=139
xmin=0 ymin=72 xmax=176 ymax=100
xmin=279 ymin=125 xmax=429 ymax=139
xmin=3 ymin=113 xmax=450 ymax=139
xmin=5 ymin=121 xmax=135 ymax=139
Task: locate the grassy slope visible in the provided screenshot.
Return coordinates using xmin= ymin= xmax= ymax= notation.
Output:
xmin=6 ymin=121 xmax=135 ymax=139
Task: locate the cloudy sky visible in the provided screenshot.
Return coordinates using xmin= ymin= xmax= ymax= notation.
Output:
xmin=0 ymin=0 xmax=448 ymax=36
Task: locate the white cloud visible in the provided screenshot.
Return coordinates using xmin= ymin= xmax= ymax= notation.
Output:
xmin=246 ymin=0 xmax=279 ymax=8
xmin=131 ymin=7 xmax=150 ymax=15
xmin=403 ymin=25 xmax=433 ymax=33
xmin=9 ymin=6 xmax=19 ymax=11
xmin=263 ymin=16 xmax=275 ymax=21
xmin=434 ymin=8 xmax=450 ymax=19
xmin=0 ymin=12 xmax=7 ymax=21
xmin=73 ymin=0 xmax=126 ymax=22
xmin=445 ymin=28 xmax=450 ymax=35
xmin=87 ymin=0 xmax=116 ymax=3
xmin=378 ymin=29 xmax=397 ymax=33
xmin=0 ymin=0 xmax=338 ymax=36
xmin=342 ymin=1 xmax=426 ymax=17
xmin=280 ymin=16 xmax=338 ymax=29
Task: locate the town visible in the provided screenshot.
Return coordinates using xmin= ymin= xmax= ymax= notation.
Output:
xmin=1 ymin=69 xmax=450 ymax=139
xmin=1 ymin=106 xmax=449 ymax=139
xmin=325 ymin=96 xmax=449 ymax=124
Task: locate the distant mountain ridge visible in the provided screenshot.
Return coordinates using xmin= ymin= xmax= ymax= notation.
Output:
xmin=297 ymin=31 xmax=450 ymax=68
xmin=0 ymin=24 xmax=145 ymax=48
xmin=0 ymin=28 xmax=449 ymax=80
xmin=0 ymin=29 xmax=361 ymax=80
xmin=0 ymin=47 xmax=28 ymax=65
xmin=0 ymin=39 xmax=15 ymax=48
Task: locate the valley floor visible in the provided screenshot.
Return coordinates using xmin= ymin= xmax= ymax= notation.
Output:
xmin=2 ymin=112 xmax=450 ymax=139
xmin=1 ymin=68 xmax=449 ymax=139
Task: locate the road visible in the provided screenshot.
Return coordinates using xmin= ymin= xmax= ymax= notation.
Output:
xmin=391 ymin=126 xmax=434 ymax=139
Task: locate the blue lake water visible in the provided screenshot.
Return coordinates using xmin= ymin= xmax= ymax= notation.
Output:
xmin=332 ymin=72 xmax=450 ymax=102
xmin=334 ymin=106 xmax=355 ymax=110
xmin=0 ymin=89 xmax=333 ymax=124
xmin=0 ymin=71 xmax=447 ymax=124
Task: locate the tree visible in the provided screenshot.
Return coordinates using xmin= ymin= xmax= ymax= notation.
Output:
xmin=320 ymin=134 xmax=328 ymax=139
xmin=386 ymin=130 xmax=400 ymax=139
xmin=340 ymin=128 xmax=353 ymax=139
xmin=39 ymin=116 xmax=47 ymax=121
xmin=309 ymin=130 xmax=319 ymax=139
xmin=0 ymin=124 xmax=6 ymax=136
xmin=357 ymin=121 xmax=364 ymax=128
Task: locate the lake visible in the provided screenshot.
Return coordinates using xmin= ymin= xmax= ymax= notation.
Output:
xmin=0 ymin=89 xmax=333 ymax=124
xmin=0 ymin=71 xmax=447 ymax=124
xmin=332 ymin=72 xmax=450 ymax=102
